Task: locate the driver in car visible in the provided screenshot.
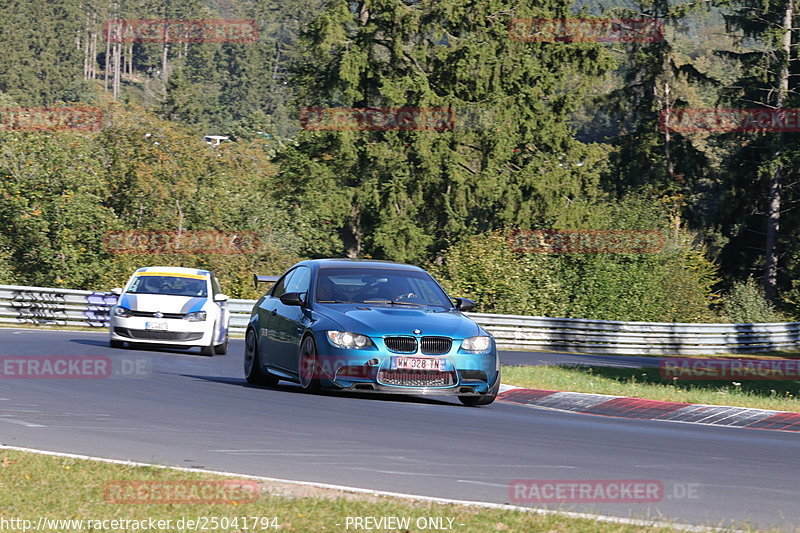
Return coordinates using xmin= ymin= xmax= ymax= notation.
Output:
xmin=384 ymin=279 xmax=417 ymax=302
xmin=317 ymin=277 xmax=342 ymax=302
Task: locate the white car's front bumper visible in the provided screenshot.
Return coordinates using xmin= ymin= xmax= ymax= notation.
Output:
xmin=109 ymin=316 xmax=215 ymax=346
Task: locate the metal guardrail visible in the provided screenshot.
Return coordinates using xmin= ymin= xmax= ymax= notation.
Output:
xmin=2 ymin=284 xmax=799 ymax=355
xmin=0 ymin=284 xmax=255 ymax=333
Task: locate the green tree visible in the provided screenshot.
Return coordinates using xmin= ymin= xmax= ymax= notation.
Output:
xmin=279 ymin=0 xmax=617 ymax=262
xmin=714 ymin=0 xmax=800 ymax=300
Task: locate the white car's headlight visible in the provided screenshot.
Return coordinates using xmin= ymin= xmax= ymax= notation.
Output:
xmin=184 ymin=311 xmax=207 ymax=322
xmin=327 ymin=331 xmax=372 ymax=349
xmin=112 ymin=307 xmax=132 ymax=318
xmin=462 ymin=335 xmax=491 ymax=352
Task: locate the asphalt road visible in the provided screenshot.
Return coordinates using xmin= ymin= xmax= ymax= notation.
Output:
xmin=0 ymin=328 xmax=797 ymax=530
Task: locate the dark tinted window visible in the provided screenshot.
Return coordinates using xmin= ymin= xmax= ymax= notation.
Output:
xmin=315 ymin=267 xmax=451 ymax=308
xmin=211 ymin=275 xmax=222 ymax=296
xmin=285 ymin=266 xmax=310 ymax=296
xmin=271 ymin=269 xmax=296 ymax=298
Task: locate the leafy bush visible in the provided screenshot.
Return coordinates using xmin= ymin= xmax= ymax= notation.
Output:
xmin=428 ymin=232 xmax=568 ymax=316
xmin=722 ymin=278 xmax=785 ymax=323
xmin=0 ymin=103 xmax=301 ymax=298
xmin=431 ymin=228 xmax=720 ymax=322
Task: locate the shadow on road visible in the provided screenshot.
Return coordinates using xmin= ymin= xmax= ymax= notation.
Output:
xmin=181 ymin=373 xmax=459 ymax=406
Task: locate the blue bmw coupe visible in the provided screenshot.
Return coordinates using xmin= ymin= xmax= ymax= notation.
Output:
xmin=244 ymin=259 xmax=500 ymax=406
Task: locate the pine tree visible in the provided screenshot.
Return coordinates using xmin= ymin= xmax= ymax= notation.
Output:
xmin=280 ymin=0 xmax=617 ymax=262
xmin=715 ymin=0 xmax=799 ymax=300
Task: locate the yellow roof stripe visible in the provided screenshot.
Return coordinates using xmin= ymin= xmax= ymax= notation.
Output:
xmin=135 ymin=271 xmax=207 ymax=280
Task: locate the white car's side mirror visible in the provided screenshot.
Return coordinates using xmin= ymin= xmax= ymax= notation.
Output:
xmin=111 ymin=288 xmax=123 ymax=295
xmin=214 ymin=293 xmax=229 ymax=302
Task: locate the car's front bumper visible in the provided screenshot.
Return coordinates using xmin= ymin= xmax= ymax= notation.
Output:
xmin=311 ymin=334 xmax=500 ymax=396
xmin=109 ymin=316 xmax=215 ymax=346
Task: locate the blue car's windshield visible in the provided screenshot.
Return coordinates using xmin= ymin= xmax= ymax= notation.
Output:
xmin=315 ymin=267 xmax=452 ymax=308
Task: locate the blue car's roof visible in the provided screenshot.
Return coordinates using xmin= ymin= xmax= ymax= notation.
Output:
xmin=302 ymin=258 xmax=425 ymax=272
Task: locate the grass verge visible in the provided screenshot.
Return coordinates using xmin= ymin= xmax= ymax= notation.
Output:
xmin=502 ymin=364 xmax=800 ymax=412
xmin=0 ymin=449 xmax=703 ymax=532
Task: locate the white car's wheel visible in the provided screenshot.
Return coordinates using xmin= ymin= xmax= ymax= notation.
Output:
xmin=214 ymin=334 xmax=229 ymax=355
xmin=200 ymin=323 xmax=216 ymax=356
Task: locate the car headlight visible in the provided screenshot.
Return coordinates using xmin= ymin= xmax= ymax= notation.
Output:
xmin=112 ymin=306 xmax=132 ymax=318
xmin=184 ymin=311 xmax=207 ymax=322
xmin=327 ymin=331 xmax=372 ymax=349
xmin=462 ymin=335 xmax=491 ymax=352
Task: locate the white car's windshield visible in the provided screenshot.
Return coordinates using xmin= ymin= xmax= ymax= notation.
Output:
xmin=127 ymin=275 xmax=208 ymax=297
xmin=315 ymin=267 xmax=452 ymax=308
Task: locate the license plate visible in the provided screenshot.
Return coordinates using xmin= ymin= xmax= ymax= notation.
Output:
xmin=145 ymin=322 xmax=167 ymax=331
xmin=391 ymin=357 xmax=445 ymax=371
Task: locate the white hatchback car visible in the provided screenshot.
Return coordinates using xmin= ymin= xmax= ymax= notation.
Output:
xmin=109 ymin=266 xmax=230 ymax=355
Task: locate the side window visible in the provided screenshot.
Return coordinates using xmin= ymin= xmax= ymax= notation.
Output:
xmin=211 ymin=276 xmax=222 ymax=296
xmin=284 ymin=266 xmax=310 ymax=298
xmin=271 ymin=269 xmax=296 ymax=298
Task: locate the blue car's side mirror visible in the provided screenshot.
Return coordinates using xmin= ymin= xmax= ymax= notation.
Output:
xmin=280 ymin=292 xmax=306 ymax=306
xmin=454 ymin=298 xmax=475 ymax=312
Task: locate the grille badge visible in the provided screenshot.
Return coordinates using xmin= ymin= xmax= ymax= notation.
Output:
xmin=413 ymin=329 xmax=421 ymax=334
xmin=154 ymin=312 xmax=163 ymax=319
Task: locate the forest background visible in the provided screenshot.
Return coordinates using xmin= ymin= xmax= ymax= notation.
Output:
xmin=1 ymin=0 xmax=798 ymax=323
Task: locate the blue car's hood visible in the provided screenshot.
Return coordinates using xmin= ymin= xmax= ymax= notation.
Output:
xmin=317 ymin=305 xmax=482 ymax=339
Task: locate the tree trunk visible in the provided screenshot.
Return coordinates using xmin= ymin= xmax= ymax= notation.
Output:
xmin=112 ymin=42 xmax=121 ymax=98
xmin=764 ymin=0 xmax=793 ymax=300
xmin=89 ymin=31 xmax=97 ymax=79
xmin=104 ymin=22 xmax=111 ymax=89
xmin=161 ymin=20 xmax=170 ymax=82
xmin=343 ymin=207 xmax=362 ymax=258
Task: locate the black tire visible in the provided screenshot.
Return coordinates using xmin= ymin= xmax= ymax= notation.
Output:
xmin=214 ymin=334 xmax=229 ymax=355
xmin=200 ymin=322 xmax=217 ymax=356
xmin=459 ymin=374 xmax=500 ymax=407
xmin=244 ymin=329 xmax=278 ymax=386
xmin=110 ymin=339 xmax=124 ymax=349
xmin=298 ymin=335 xmax=321 ymax=392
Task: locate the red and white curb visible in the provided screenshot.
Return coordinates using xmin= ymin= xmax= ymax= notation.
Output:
xmin=497 ymin=385 xmax=800 ymax=432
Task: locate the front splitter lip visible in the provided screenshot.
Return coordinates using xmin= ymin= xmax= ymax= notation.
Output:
xmin=330 ymin=382 xmax=486 ymax=396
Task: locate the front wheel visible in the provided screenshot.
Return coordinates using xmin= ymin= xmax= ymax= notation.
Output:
xmin=459 ymin=374 xmax=500 ymax=407
xmin=214 ymin=334 xmax=229 ymax=355
xmin=200 ymin=322 xmax=217 ymax=356
xmin=298 ymin=336 xmax=320 ymax=392
xmin=244 ymin=329 xmax=278 ymax=386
